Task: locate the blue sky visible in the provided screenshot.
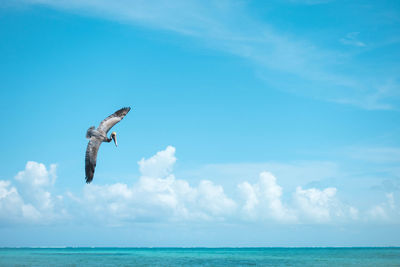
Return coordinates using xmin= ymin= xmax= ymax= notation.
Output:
xmin=0 ymin=0 xmax=399 ymax=247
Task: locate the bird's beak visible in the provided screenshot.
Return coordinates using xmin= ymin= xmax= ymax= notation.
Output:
xmin=112 ymin=135 xmax=118 ymax=147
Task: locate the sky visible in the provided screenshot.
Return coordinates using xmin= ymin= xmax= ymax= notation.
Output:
xmin=0 ymin=0 xmax=399 ymax=247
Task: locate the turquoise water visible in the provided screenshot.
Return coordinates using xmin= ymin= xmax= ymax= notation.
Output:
xmin=0 ymin=247 xmax=399 ymax=266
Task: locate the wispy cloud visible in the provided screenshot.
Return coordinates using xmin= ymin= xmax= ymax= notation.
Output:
xmin=11 ymin=0 xmax=400 ymax=110
xmin=346 ymin=146 xmax=400 ymax=163
xmin=287 ymin=0 xmax=333 ymax=5
xmin=340 ymin=32 xmax=366 ymax=47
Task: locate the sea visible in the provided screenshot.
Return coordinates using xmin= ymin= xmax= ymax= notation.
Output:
xmin=0 ymin=247 xmax=399 ymax=266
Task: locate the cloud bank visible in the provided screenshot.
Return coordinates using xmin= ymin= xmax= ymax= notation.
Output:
xmin=0 ymin=146 xmax=398 ymax=227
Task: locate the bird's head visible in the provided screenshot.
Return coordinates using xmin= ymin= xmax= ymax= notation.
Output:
xmin=111 ymin=132 xmax=117 ymax=147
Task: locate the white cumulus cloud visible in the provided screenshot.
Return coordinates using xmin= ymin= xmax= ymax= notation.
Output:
xmin=0 ymin=180 xmax=40 ymax=224
xmin=238 ymin=172 xmax=297 ymax=222
xmin=15 ymin=161 xmax=57 ymax=187
xmin=294 ymin=186 xmax=359 ymax=223
xmin=138 ymin=146 xmax=176 ymax=178
xmin=367 ymin=192 xmax=398 ymax=222
xmin=0 ymin=162 xmax=67 ymax=225
xmin=81 ymin=146 xmax=236 ymax=226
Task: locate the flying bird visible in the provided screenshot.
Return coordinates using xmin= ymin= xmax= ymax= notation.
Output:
xmin=85 ymin=107 xmax=131 ymax=183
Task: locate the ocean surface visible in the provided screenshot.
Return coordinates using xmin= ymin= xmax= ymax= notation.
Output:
xmin=0 ymin=247 xmax=399 ymax=266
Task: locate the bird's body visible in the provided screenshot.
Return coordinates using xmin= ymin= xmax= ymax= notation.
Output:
xmin=85 ymin=107 xmax=131 ymax=183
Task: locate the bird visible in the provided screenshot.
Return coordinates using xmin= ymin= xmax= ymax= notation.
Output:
xmin=85 ymin=107 xmax=131 ymax=183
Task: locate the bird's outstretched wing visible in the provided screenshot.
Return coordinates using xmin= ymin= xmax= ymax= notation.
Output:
xmin=98 ymin=107 xmax=131 ymax=134
xmin=85 ymin=138 xmax=102 ymax=183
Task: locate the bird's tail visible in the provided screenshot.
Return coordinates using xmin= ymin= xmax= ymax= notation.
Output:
xmin=86 ymin=126 xmax=95 ymax=139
